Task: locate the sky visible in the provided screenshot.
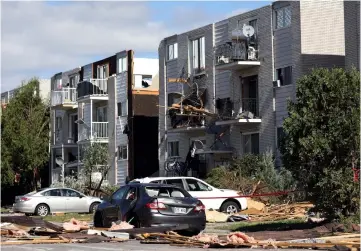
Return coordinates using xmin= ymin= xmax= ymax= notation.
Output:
xmin=1 ymin=1 xmax=272 ymax=92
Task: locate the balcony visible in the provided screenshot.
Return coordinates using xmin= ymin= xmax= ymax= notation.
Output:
xmin=215 ymin=98 xmax=261 ymax=126
xmin=78 ymin=122 xmax=109 ymax=142
xmin=215 ymin=41 xmax=260 ymax=71
xmin=51 ymin=88 xmax=77 ymax=109
xmin=77 ymin=79 xmax=108 ymax=101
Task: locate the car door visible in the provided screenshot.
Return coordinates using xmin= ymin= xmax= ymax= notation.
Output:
xmin=42 ymin=189 xmax=66 ymax=212
xmin=103 ymin=186 xmax=129 ymax=223
xmin=184 ymin=178 xmax=221 ymax=210
xmin=62 ymin=189 xmax=87 ymax=213
xmin=119 ymin=186 xmax=138 ymax=221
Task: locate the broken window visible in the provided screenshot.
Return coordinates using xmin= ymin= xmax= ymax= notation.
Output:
xmin=167 ymin=43 xmax=178 ymax=61
xmin=168 ymin=141 xmax=179 ymax=157
xmin=276 ymin=66 xmax=292 ymax=86
xmin=145 ymin=186 xmax=189 ymax=198
xmin=118 ymin=145 xmax=128 ymax=160
xmin=275 ymin=6 xmax=292 ymax=29
xmin=216 ymin=98 xmax=233 ymax=118
xmin=167 ymin=93 xmax=182 ymax=107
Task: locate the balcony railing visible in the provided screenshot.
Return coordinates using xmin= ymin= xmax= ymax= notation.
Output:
xmin=78 ymin=122 xmax=109 ymax=141
xmin=92 ymin=122 xmax=108 ymax=139
xmin=77 ymin=79 xmax=108 ymax=99
xmin=241 ymin=98 xmax=259 ymax=117
xmin=215 ymin=41 xmax=259 ymax=66
xmin=51 ymin=88 xmax=77 ymax=106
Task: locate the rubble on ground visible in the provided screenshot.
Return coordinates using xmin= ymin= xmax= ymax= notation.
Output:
xmin=1 ymin=215 xmax=360 ymax=249
xmin=108 ymin=221 xmax=134 ymax=231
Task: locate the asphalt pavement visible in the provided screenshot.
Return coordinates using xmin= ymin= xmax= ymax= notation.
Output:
xmin=1 ymin=241 xmax=304 ymax=251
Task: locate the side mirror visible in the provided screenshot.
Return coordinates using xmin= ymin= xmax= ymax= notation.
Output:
xmin=208 ymin=187 xmax=213 ymax=191
xmin=79 ymin=195 xmax=84 ymax=198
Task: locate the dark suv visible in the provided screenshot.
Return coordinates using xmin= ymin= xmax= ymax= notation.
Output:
xmin=94 ymin=183 xmax=206 ymax=234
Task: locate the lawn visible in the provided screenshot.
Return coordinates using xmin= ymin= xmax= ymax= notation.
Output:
xmin=216 ymin=218 xmax=315 ymax=232
xmin=33 ymin=213 xmax=94 ymax=223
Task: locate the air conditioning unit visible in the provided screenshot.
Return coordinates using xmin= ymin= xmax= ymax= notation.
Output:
xmin=273 ymin=80 xmax=281 ymax=88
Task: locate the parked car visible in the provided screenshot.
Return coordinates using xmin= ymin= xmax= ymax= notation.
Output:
xmin=94 ymin=183 xmax=206 ymax=234
xmin=131 ymin=177 xmax=248 ymax=214
xmin=13 ymin=188 xmax=102 ymax=217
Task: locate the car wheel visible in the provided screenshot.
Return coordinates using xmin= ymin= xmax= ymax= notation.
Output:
xmin=93 ymin=211 xmax=103 ymax=228
xmin=89 ymin=202 xmax=100 ymax=214
xmin=35 ymin=204 xmax=50 ymax=217
xmin=220 ymin=201 xmax=240 ymax=214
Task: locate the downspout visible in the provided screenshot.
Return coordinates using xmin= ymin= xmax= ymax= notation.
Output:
xmin=163 ymin=41 xmax=168 ymax=176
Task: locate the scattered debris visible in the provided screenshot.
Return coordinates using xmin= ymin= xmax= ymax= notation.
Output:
xmin=63 ymin=218 xmax=89 ymax=232
xmin=227 ymin=232 xmax=255 ymax=244
xmin=108 ymin=221 xmax=134 ymax=231
xmin=205 ymin=210 xmax=229 ymax=223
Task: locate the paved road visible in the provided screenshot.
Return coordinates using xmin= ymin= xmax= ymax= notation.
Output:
xmin=1 ymin=241 xmax=304 ymax=251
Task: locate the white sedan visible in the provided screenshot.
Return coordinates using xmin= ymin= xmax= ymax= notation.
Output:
xmin=131 ymin=177 xmax=247 ymax=214
xmin=13 ymin=187 xmax=102 ymax=216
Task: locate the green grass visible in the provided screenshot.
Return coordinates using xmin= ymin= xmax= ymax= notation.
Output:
xmin=216 ymin=218 xmax=317 ymax=232
xmin=1 ymin=207 xmax=11 ymax=213
xmin=32 ymin=213 xmax=94 ymax=223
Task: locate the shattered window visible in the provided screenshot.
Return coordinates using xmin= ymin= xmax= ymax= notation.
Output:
xmin=145 ymin=187 xmax=189 ymax=198
xmin=118 ymin=145 xmax=128 ymax=160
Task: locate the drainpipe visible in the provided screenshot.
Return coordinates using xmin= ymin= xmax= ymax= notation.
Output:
xmin=270 ymin=4 xmax=277 ymax=156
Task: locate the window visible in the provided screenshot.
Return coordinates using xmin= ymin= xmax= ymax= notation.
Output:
xmin=277 ymin=127 xmax=285 ymax=148
xmin=167 ymin=43 xmax=178 ymax=60
xmin=62 ymin=189 xmax=81 ymax=197
xmin=43 ymin=189 xmax=62 ymax=197
xmin=141 ymin=75 xmax=152 ymax=88
xmin=118 ymin=145 xmax=128 ymax=160
xmin=118 ymin=57 xmax=128 ymax=73
xmin=275 ymin=6 xmax=292 ymax=29
xmin=69 ymin=74 xmax=79 ymax=88
xmin=145 ymin=187 xmax=188 ymax=198
xmin=168 ymin=141 xmax=179 ymax=157
xmin=276 ymin=66 xmax=292 ymax=86
xmin=167 ymin=93 xmax=182 ymax=107
xmin=96 ymin=106 xmax=107 ymax=122
xmin=191 ymin=37 xmax=205 ymax=74
xmin=134 ymin=75 xmax=153 ymax=88
xmin=164 ymin=179 xmax=185 ymax=189
xmin=117 ymin=102 xmax=127 ymax=117
xmin=56 ymin=117 xmax=62 ymax=130
xmin=97 ymin=64 xmax=109 ymax=79
xmin=55 ymin=78 xmax=62 ymax=90
xmin=243 ymin=133 xmax=259 ymax=154
xmin=185 ymin=179 xmax=211 ymax=192
xmin=68 ymin=114 xmax=77 ymax=140
xmin=125 ymin=187 xmax=137 ymax=201
xmin=111 ymin=186 xmax=129 ymax=200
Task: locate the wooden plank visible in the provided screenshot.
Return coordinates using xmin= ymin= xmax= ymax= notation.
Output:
xmin=0 ymin=239 xmax=68 ymax=245
xmin=168 ymin=78 xmax=188 ymax=83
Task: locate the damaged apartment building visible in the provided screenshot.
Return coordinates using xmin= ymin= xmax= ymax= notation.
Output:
xmin=158 ymin=0 xmax=355 ymax=178
xmin=50 ymin=50 xmax=159 ymax=185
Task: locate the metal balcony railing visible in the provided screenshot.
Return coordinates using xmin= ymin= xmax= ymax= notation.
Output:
xmin=215 ymin=41 xmax=259 ymax=65
xmin=241 ymin=98 xmax=259 ymax=117
xmin=92 ymin=122 xmax=108 ymax=139
xmin=78 ymin=122 xmax=108 ymax=141
xmin=51 ymin=88 xmax=77 ymax=106
xmin=90 ymin=79 xmax=107 ymax=94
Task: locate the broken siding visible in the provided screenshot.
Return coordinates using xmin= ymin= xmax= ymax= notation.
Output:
xmin=116 ymin=72 xmax=129 ymax=185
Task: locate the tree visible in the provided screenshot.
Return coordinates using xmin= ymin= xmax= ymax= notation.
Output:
xmin=82 ymin=143 xmax=110 ymax=195
xmin=280 ymin=67 xmax=360 ymax=218
xmin=1 ymin=78 xmax=50 ymax=192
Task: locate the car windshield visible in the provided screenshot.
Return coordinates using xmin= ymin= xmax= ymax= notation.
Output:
xmin=145 ymin=186 xmax=190 ymax=198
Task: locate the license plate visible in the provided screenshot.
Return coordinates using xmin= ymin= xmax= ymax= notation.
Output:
xmin=173 ymin=207 xmax=187 ymax=214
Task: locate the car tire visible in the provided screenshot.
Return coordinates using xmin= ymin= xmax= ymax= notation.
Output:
xmin=93 ymin=211 xmax=103 ymax=228
xmin=35 ymin=204 xmax=50 ymax=217
xmin=89 ymin=202 xmax=100 ymax=214
xmin=220 ymin=201 xmax=240 ymax=214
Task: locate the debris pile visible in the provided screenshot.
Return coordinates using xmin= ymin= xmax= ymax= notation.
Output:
xmin=108 ymin=221 xmax=134 ymax=231
xmin=63 ymin=218 xmax=90 ymax=232
xmin=138 ymin=231 xmax=361 ymax=249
